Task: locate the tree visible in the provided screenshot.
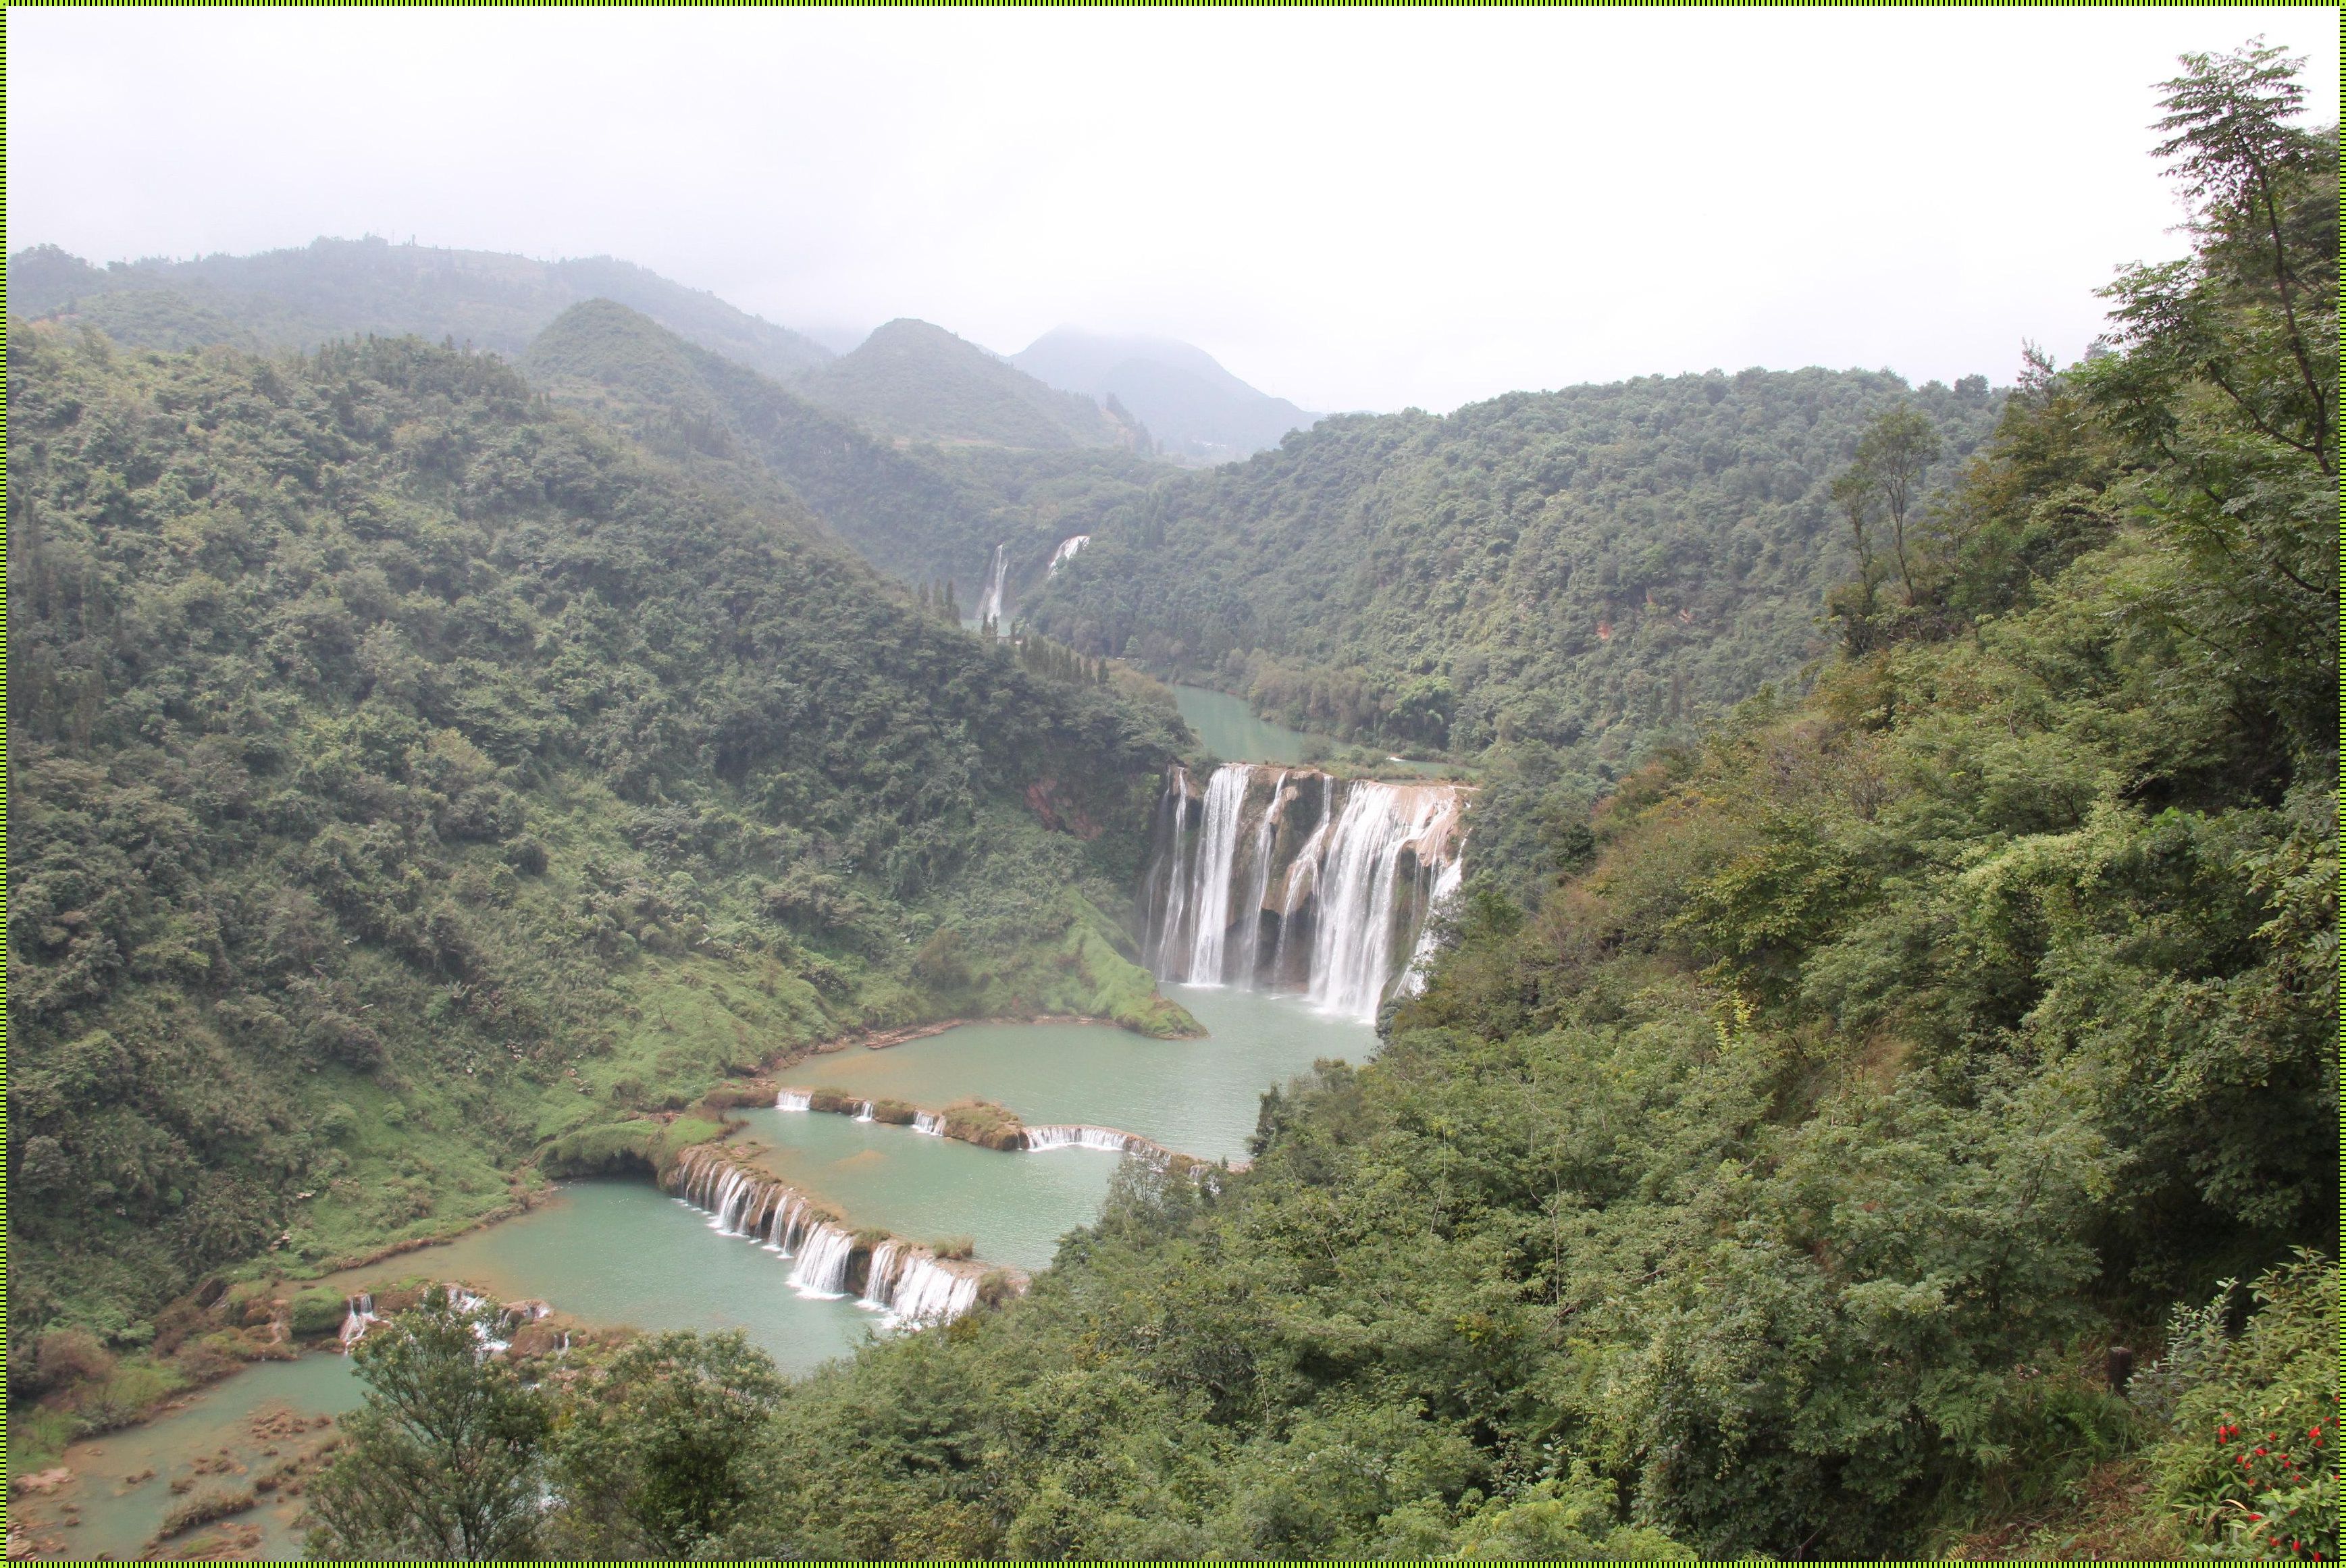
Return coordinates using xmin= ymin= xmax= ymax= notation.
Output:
xmin=304 ymin=1290 xmax=550 ymax=1561
xmin=1843 ymin=404 xmax=1944 ymax=604
xmin=544 ymin=1331 xmax=785 ymax=1559
xmin=2081 ymin=40 xmax=2338 ymax=770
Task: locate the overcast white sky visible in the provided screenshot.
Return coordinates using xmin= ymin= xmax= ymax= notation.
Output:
xmin=11 ymin=7 xmax=2335 ymax=413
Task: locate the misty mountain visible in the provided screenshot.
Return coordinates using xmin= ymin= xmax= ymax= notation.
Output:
xmin=7 ymin=236 xmax=834 ymax=381
xmin=1014 ymin=327 xmax=1317 ymax=462
xmin=521 ymin=300 xmax=1020 ymax=594
xmin=789 ymin=318 xmax=1143 ymax=452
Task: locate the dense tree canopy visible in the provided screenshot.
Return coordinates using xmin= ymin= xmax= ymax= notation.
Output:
xmin=5 ymin=324 xmax=1187 ymax=1357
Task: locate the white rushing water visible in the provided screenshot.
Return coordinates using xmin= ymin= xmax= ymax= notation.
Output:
xmin=1182 ymin=764 xmax=1251 ymax=985
xmin=1046 ymin=534 xmax=1090 ymax=575
xmin=1145 ymin=763 xmax=1465 ymax=1021
xmin=1398 ymin=856 xmax=1466 ymax=997
xmin=775 ymin=1089 xmax=812 ymax=1112
xmin=787 ymin=1224 xmax=857 ymax=1297
xmin=912 ymin=1111 xmax=945 ymax=1136
xmin=1022 ymin=1124 xmax=1141 ymax=1154
xmin=854 ymin=1099 xmax=875 ymax=1123
xmin=667 ymin=1146 xmax=987 ymax=1327
xmin=977 ymin=543 xmax=1010 ymax=630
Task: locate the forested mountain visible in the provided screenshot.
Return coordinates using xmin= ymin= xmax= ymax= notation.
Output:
xmin=8 ymin=236 xmax=833 ymax=380
xmin=1013 ymin=326 xmax=1316 ymax=463
xmin=674 ymin=59 xmax=2337 ymax=1562
xmin=5 ymin=323 xmax=1193 ymax=1357
xmin=1031 ymin=367 xmax=2003 ymax=758
xmin=791 ymin=317 xmax=1144 ymax=451
xmin=519 ymin=300 xmax=1163 ymax=600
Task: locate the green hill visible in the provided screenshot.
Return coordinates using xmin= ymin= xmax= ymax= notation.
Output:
xmin=791 ymin=317 xmax=1139 ymax=450
xmin=5 ymin=322 xmax=1193 ymax=1349
xmin=523 ymin=300 xmax=1167 ymax=602
xmin=1029 ymin=368 xmax=2005 ymax=886
xmin=695 ymin=64 xmax=2339 ymax=1563
xmin=8 ymin=236 xmax=833 ymax=380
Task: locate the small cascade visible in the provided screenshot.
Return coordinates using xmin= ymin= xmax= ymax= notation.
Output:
xmin=338 ymin=1292 xmax=380 ymax=1353
xmin=912 ymin=1111 xmax=946 ymax=1136
xmin=977 ymin=544 xmax=1010 ymax=631
xmin=664 ymin=1143 xmax=992 ymax=1324
xmin=787 ymin=1224 xmax=858 ymax=1298
xmin=854 ymin=1099 xmax=875 ymax=1123
xmin=1140 ymin=762 xmax=1467 ymax=1021
xmin=856 ymin=1240 xmax=904 ymax=1311
xmin=1046 ymin=534 xmax=1091 ymax=575
xmin=775 ymin=1089 xmax=812 ymax=1112
xmin=866 ymin=1250 xmax=981 ymax=1326
xmin=1022 ymin=1124 xmax=1140 ymax=1154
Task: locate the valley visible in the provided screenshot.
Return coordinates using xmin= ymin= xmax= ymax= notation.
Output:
xmin=5 ymin=39 xmax=2334 ymax=1561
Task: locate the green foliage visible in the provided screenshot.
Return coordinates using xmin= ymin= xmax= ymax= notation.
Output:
xmin=542 ymin=1330 xmax=786 ymax=1559
xmin=5 ymin=323 xmax=1186 ymax=1349
xmin=522 ymin=298 xmax=1166 ymax=610
xmin=682 ymin=51 xmax=2332 ymax=1561
xmin=1029 ymin=367 xmax=2004 ymax=779
xmin=305 ymin=1288 xmax=551 ymax=1561
xmin=2143 ymin=1253 xmax=2339 ymax=1561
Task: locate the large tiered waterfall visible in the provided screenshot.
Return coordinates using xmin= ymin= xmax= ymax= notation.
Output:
xmin=1139 ymin=764 xmax=1468 ymax=1020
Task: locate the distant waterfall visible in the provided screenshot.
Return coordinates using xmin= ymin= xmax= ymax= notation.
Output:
xmin=854 ymin=1100 xmax=875 ymax=1122
xmin=1046 ymin=535 xmax=1091 ymax=576
xmin=339 ymin=1292 xmax=380 ymax=1353
xmin=912 ymin=1111 xmax=945 ymax=1136
xmin=1139 ymin=763 xmax=1467 ymax=1022
xmin=977 ymin=544 xmax=1010 ymax=630
xmin=775 ymin=1089 xmax=812 ymax=1112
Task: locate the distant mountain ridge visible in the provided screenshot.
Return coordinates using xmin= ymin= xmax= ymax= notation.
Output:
xmin=1013 ymin=327 xmax=1315 ymax=463
xmin=790 ymin=318 xmax=1143 ymax=452
xmin=7 ymin=236 xmax=835 ymax=381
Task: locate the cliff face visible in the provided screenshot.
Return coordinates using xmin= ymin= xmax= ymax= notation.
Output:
xmin=1138 ymin=765 xmax=1467 ymax=1018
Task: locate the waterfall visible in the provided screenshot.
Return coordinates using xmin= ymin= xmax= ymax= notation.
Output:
xmin=1180 ymin=765 xmax=1251 ymax=984
xmin=776 ymin=1089 xmax=812 ymax=1112
xmin=857 ymin=1240 xmax=904 ymax=1311
xmin=977 ymin=544 xmax=1010 ymax=630
xmin=1141 ymin=764 xmax=1467 ymax=1022
xmin=1397 ymin=856 xmax=1465 ymax=997
xmin=912 ymin=1111 xmax=945 ymax=1136
xmin=1022 ymin=1124 xmax=1140 ymax=1153
xmin=856 ymin=1242 xmax=982 ymax=1326
xmin=1238 ymin=770 xmax=1288 ymax=983
xmin=339 ymin=1292 xmax=380 ymax=1353
xmin=854 ymin=1100 xmax=875 ymax=1122
xmin=1305 ymin=783 xmax=1454 ymax=1020
xmin=885 ymin=1256 xmax=980 ymax=1326
xmin=1046 ymin=535 xmax=1090 ymax=575
xmin=787 ymin=1224 xmax=857 ymax=1297
xmin=1144 ymin=768 xmax=1197 ymax=974
xmin=663 ymin=1144 xmax=992 ymax=1326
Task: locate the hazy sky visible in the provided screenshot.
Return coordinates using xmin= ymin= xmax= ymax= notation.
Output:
xmin=11 ymin=8 xmax=2335 ymax=413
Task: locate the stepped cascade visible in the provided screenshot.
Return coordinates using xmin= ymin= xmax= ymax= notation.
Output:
xmin=667 ymin=1145 xmax=992 ymax=1324
xmin=1139 ymin=764 xmax=1467 ymax=1020
xmin=1047 ymin=534 xmax=1091 ymax=575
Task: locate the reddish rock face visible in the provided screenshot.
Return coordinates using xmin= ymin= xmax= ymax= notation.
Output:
xmin=1023 ymin=778 xmax=1105 ymax=839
